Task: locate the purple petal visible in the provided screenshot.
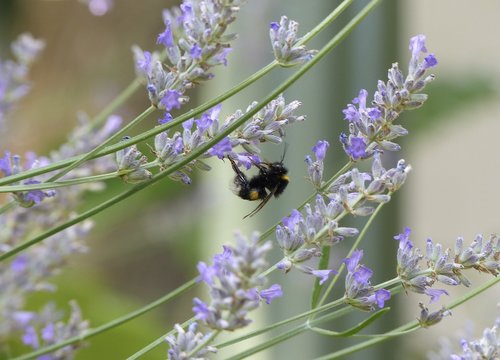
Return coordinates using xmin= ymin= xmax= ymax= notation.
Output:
xmin=259 ymin=284 xmax=283 ymax=304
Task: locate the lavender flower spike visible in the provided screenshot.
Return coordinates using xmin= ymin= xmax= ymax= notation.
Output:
xmin=138 ymin=0 xmax=243 ymax=109
xmin=115 ymin=137 xmax=153 ymax=184
xmin=305 ymin=140 xmax=329 ymax=188
xmin=269 ymin=16 xmax=317 ymax=66
xmin=166 ymin=323 xmax=217 ymax=360
xmin=344 ymin=250 xmax=391 ymax=311
xmin=192 ymin=232 xmax=279 ymax=331
xmin=340 ymin=34 xmax=437 ymax=161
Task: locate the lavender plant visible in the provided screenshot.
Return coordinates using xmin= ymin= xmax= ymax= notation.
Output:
xmin=0 ymin=0 xmax=498 ymax=359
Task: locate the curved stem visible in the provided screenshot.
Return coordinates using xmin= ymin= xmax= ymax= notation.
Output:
xmin=0 ymin=0 xmax=375 ymax=263
xmin=313 ymin=276 xmax=500 ymax=360
xmin=47 ymin=106 xmax=155 ymax=183
xmin=315 ymin=197 xmax=391 ymax=311
xmin=0 ymin=173 xmax=120 ymax=193
xmin=0 ymin=0 xmax=354 ymax=187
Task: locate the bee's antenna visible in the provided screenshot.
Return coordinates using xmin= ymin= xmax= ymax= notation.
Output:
xmin=281 ymin=143 xmax=288 ymax=163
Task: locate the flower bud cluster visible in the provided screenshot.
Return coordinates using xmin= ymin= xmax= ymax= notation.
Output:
xmin=340 ymin=34 xmax=437 ymax=161
xmin=428 ymin=316 xmax=500 ymax=359
xmin=132 ymin=0 xmax=243 ymax=112
xmin=0 ymin=115 xmax=121 ymax=339
xmin=165 ymin=323 xmax=217 ymax=360
xmin=394 ymin=228 xmax=500 ymax=303
xmin=120 ymin=95 xmax=305 ymax=185
xmin=115 ymin=137 xmax=153 ymax=184
xmin=0 ymin=33 xmax=45 ymax=125
xmin=0 ymin=152 xmax=56 ymax=207
xmin=192 ymin=232 xmax=282 ymax=331
xmin=17 ymin=301 xmax=89 ymax=359
xmin=344 ymin=250 xmax=391 ymax=311
xmin=417 ymin=302 xmax=451 ymax=328
xmin=269 ymin=16 xmax=317 ymax=67
xmin=449 ymin=318 xmax=500 ymax=360
xmin=278 ymin=143 xmax=411 ymax=282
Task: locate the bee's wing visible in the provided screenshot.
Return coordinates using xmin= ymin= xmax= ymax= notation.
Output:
xmin=243 ymin=185 xmax=277 ymax=219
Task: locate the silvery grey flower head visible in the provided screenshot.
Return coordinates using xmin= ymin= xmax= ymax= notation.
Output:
xmin=426 ymin=233 xmax=500 ymax=288
xmin=193 ymin=232 xmax=282 ymax=331
xmin=149 ymin=96 xmax=304 ymax=184
xmin=449 ymin=318 xmax=500 ymax=360
xmin=417 ymin=302 xmax=452 ymax=328
xmin=395 ymin=228 xmax=500 ymax=305
xmin=275 ymin=200 xmax=354 ymax=283
xmin=454 ymin=234 xmax=500 ymax=279
xmin=394 ymin=227 xmax=434 ymax=295
xmin=269 ymin=16 xmax=317 ymax=67
xmin=115 ymin=137 xmax=153 ymax=184
xmin=340 ymin=34 xmax=437 ymax=161
xmin=371 ymin=152 xmax=412 ymax=193
xmin=225 ymin=95 xmax=305 ymax=155
xmin=165 ymin=323 xmax=217 ymax=360
xmin=0 ymin=33 xmax=45 ymax=126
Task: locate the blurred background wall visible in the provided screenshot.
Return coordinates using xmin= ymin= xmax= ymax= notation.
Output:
xmin=1 ymin=0 xmax=498 ymax=359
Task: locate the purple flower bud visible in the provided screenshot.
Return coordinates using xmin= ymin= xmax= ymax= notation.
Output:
xmin=409 ymin=34 xmax=427 ymax=57
xmin=346 ymin=137 xmax=367 ymax=160
xmin=41 ymin=323 xmax=55 ymax=342
xmin=312 ymin=140 xmax=329 ymax=161
xmin=344 ymin=250 xmax=363 ymax=272
xmin=197 ymin=261 xmax=216 ymax=285
xmin=282 ymin=209 xmax=302 ymax=229
xmin=160 ymin=90 xmax=182 ymax=111
xmin=0 ymin=151 xmax=12 ymax=176
xmin=424 ymin=288 xmax=449 ymax=303
xmin=157 ymin=21 xmax=174 ymax=48
xmin=311 ymin=269 xmax=336 ymax=285
xmin=158 ymin=112 xmax=173 ymax=125
xmin=190 ymin=43 xmax=202 ymax=60
xmin=209 ymin=137 xmax=232 ymax=159
xmin=424 ymin=54 xmax=438 ymax=68
xmin=342 ymin=104 xmax=360 ymax=123
xmin=259 ymin=284 xmax=283 ymax=304
xmin=192 ymin=298 xmax=211 ymax=321
xmin=270 ymin=22 xmax=279 ymax=31
xmin=374 ymin=289 xmax=391 ymax=308
xmin=22 ymin=326 xmax=39 ymax=348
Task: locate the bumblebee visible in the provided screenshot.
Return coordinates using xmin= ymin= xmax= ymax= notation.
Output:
xmin=228 ymin=156 xmax=289 ymax=218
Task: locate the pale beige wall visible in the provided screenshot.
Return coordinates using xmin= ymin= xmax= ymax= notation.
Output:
xmin=401 ymin=1 xmax=500 ymax=357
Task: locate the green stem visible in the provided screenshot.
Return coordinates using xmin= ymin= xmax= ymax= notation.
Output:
xmin=45 ymin=106 xmax=155 ymax=183
xmin=12 ymin=279 xmax=197 ymax=360
xmin=0 ymin=173 xmax=120 ymax=193
xmin=258 ymin=161 xmax=353 ymax=243
xmin=225 ymin=302 xmax=354 ymax=360
xmin=0 ymin=0 xmax=376 ymax=262
xmin=90 ymin=78 xmax=143 ymax=129
xmin=186 ymin=330 xmax=221 ymax=358
xmin=313 ymin=276 xmax=500 ymax=360
xmin=315 ymin=197 xmax=391 ymax=311
xmin=0 ymin=0 xmax=353 ymax=188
